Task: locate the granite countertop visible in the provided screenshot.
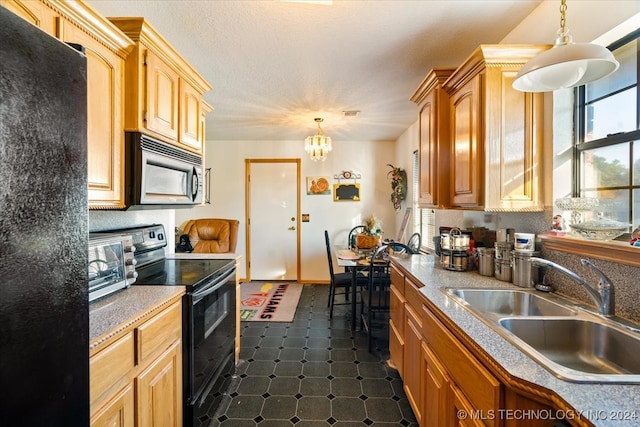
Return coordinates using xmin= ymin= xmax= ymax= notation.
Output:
xmin=392 ymin=254 xmax=640 ymax=427
xmin=89 ymin=285 xmax=185 ymax=346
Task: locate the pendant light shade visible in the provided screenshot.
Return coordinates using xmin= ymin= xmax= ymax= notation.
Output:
xmin=305 ymin=118 xmax=332 ymax=162
xmin=513 ymin=0 xmax=619 ymax=92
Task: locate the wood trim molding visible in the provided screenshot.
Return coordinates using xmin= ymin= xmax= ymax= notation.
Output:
xmin=539 ymin=233 xmax=640 ymax=267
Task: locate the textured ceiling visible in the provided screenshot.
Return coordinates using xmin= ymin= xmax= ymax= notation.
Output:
xmin=89 ymin=0 xmax=543 ymax=142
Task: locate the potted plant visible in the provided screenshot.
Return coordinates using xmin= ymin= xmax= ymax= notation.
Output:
xmin=357 ymin=214 xmax=383 ymax=249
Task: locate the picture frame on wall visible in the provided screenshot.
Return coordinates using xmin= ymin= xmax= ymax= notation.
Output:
xmin=306 ymin=176 xmax=331 ymax=195
xmin=333 ymin=183 xmax=360 ymax=201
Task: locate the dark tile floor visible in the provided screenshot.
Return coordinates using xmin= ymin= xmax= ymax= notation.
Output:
xmin=208 ymin=283 xmax=417 ymax=426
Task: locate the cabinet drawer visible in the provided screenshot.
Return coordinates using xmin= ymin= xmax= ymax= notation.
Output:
xmin=136 ymin=302 xmax=182 ymax=364
xmin=390 ymin=264 xmax=404 ymax=294
xmin=90 ymin=332 xmax=134 ymax=406
xmin=422 ymin=305 xmax=501 ymax=425
xmin=404 ymin=276 xmax=424 ymax=314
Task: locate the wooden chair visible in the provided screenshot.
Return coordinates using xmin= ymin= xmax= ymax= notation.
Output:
xmin=324 ymin=230 xmax=365 ymax=319
xmin=360 ymin=243 xmax=413 ymax=352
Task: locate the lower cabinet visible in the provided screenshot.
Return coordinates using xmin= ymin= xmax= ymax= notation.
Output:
xmin=90 ymin=300 xmax=183 ymax=427
xmin=390 ymin=262 xmax=589 ymax=427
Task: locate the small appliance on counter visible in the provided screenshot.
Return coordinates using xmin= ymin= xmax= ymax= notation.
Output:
xmin=88 ymin=233 xmax=138 ymax=302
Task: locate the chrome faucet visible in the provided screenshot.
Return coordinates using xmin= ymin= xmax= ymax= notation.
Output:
xmin=529 ymin=258 xmax=615 ymax=317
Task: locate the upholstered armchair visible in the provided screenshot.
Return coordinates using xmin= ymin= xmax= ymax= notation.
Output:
xmin=181 ymin=218 xmax=240 ymax=253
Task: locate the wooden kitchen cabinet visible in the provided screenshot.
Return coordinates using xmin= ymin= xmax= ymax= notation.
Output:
xmin=421 ymin=341 xmax=450 ymax=427
xmin=389 ymin=264 xmax=406 ymax=376
xmin=0 ymin=0 xmax=59 ymax=35
xmin=443 ymin=45 xmax=549 ymax=211
xmin=404 ymin=302 xmax=423 ymax=425
xmin=136 ymin=340 xmax=182 ymax=427
xmin=2 ymin=0 xmax=133 ymax=209
xmin=108 ymin=17 xmax=212 ymax=154
xmin=90 ymin=299 xmax=183 ymax=427
xmin=411 ymin=68 xmax=455 ymax=208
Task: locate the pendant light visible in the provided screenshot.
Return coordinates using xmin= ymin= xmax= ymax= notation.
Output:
xmin=513 ymin=0 xmax=619 ymax=92
xmin=305 ymin=118 xmax=332 ymax=162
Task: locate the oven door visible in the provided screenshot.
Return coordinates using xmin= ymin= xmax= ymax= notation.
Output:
xmin=186 ymin=264 xmax=237 ymax=422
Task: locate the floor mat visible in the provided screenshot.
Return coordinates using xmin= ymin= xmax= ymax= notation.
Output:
xmin=239 ymin=281 xmax=303 ymax=322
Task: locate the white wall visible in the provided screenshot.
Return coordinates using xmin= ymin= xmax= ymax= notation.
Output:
xmin=175 ymin=138 xmax=396 ymax=281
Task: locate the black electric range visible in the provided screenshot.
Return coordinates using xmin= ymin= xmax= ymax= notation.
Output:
xmin=98 ymin=224 xmax=237 ymax=427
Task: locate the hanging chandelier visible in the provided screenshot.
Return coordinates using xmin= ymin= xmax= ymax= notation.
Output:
xmin=305 ymin=117 xmax=332 ymax=161
xmin=513 ymin=0 xmax=619 ymax=92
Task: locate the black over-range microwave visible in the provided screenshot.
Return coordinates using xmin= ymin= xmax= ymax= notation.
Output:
xmin=125 ymin=132 xmax=203 ymax=209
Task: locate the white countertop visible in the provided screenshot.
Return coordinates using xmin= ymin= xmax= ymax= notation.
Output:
xmin=392 ymin=253 xmax=640 ymax=427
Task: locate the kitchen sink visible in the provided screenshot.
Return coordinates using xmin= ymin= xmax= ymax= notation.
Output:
xmin=445 ymin=288 xmax=577 ymax=317
xmin=441 ymin=286 xmax=640 ymax=383
xmin=499 ymin=318 xmax=640 ymax=382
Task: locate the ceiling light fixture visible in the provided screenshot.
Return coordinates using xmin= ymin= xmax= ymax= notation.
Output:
xmin=513 ymin=0 xmax=619 ymax=92
xmin=305 ymin=118 xmax=332 ymax=162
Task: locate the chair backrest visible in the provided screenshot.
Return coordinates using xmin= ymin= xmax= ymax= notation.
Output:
xmin=348 ymin=225 xmax=365 ymax=249
xmin=324 ymin=230 xmax=337 ymax=281
xmin=406 ymin=233 xmax=422 ymax=254
xmin=182 ymin=218 xmax=240 ymax=253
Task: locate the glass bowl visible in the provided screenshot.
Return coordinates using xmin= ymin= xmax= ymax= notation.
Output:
xmin=570 ymin=218 xmax=630 ymax=241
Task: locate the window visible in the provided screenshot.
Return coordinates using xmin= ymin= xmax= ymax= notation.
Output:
xmin=412 ymin=150 xmax=435 ymax=251
xmin=576 ymin=30 xmax=640 ymax=229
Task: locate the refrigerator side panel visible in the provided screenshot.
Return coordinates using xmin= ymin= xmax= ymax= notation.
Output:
xmin=0 ymin=8 xmax=89 ymax=426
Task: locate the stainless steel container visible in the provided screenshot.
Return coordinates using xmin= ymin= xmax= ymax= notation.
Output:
xmin=494 ymin=258 xmax=512 ymax=282
xmin=477 ymin=247 xmax=495 ymax=277
xmin=511 ymin=250 xmax=540 ymax=288
xmin=494 ymin=241 xmax=513 ymax=260
xmin=440 ymin=249 xmax=470 ymax=271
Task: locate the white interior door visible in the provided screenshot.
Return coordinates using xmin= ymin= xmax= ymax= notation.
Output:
xmin=248 ymin=160 xmax=299 ymax=280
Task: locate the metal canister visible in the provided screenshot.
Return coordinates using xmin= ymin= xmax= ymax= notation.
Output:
xmin=477 ymin=247 xmax=495 ymax=277
xmin=494 ymin=241 xmax=513 ymax=260
xmin=511 ymin=250 xmax=540 ymax=288
xmin=494 ymin=260 xmax=512 ymax=281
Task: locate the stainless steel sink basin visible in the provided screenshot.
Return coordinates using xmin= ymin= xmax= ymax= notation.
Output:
xmin=441 ymin=286 xmax=640 ymax=383
xmin=445 ymin=288 xmax=577 ymax=317
xmin=499 ymin=318 xmax=640 ymax=382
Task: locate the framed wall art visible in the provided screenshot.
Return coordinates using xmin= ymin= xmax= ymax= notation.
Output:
xmin=306 ymin=176 xmax=330 ymax=195
xmin=333 ymin=183 xmax=360 ymax=201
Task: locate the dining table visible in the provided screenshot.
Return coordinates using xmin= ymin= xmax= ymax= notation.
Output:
xmin=334 ymin=245 xmax=389 ymax=330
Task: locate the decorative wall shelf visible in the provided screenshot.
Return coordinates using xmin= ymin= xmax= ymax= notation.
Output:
xmin=539 ymin=233 xmax=640 ymax=268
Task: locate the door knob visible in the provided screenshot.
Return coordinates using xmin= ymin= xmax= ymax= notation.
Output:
xmin=288 ymin=226 xmax=296 ymax=231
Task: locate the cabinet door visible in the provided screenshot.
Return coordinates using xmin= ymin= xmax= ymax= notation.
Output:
xmin=389 ymin=284 xmax=406 ymax=376
xmin=144 ymin=49 xmax=180 ymax=141
xmin=1 ymin=0 xmax=59 ymax=36
xmin=419 ymin=86 xmax=451 ymax=208
xmin=484 ymin=68 xmax=543 ymax=211
xmin=136 ymin=340 xmax=182 ymax=427
xmin=404 ymin=304 xmax=423 ymax=425
xmin=91 ymin=383 xmax=134 ymax=427
xmin=61 ymin=19 xmax=125 ymax=208
xmin=452 ymin=385 xmax=487 ymax=427
xmin=179 ymin=79 xmax=202 ymax=153
xmin=422 ymin=342 xmax=449 ymax=427
xmin=449 ymin=76 xmax=482 ymax=208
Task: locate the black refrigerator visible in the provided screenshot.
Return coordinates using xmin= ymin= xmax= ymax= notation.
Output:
xmin=0 ymin=8 xmax=89 ymax=426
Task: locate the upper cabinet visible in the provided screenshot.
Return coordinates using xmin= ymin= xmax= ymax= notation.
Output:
xmin=107 ymin=18 xmax=212 ymax=154
xmin=411 ymin=68 xmax=455 ymax=209
xmin=0 ymin=0 xmax=59 ymax=36
xmin=1 ymin=0 xmax=133 ymax=209
xmin=443 ymin=45 xmax=549 ymax=211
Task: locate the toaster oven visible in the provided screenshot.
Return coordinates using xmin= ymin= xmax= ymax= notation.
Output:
xmin=88 ymin=233 xmax=138 ymax=302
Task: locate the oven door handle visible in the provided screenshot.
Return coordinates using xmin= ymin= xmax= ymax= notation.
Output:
xmin=191 ymin=266 xmax=236 ymax=303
